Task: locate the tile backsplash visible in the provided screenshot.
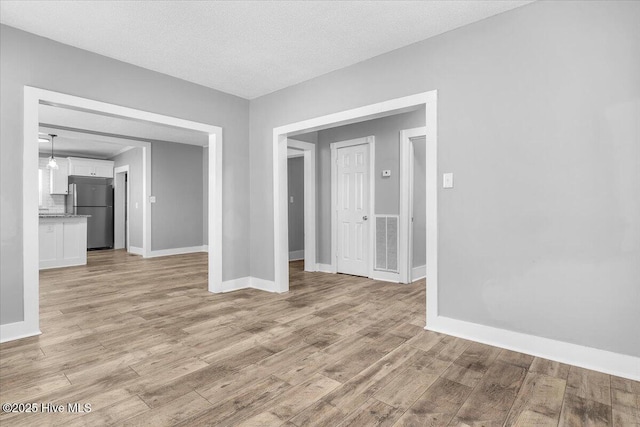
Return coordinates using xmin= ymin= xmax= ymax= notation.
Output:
xmin=39 ymin=158 xmax=66 ymax=213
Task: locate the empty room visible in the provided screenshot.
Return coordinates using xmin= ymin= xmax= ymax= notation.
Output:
xmin=0 ymin=1 xmax=638 ymax=426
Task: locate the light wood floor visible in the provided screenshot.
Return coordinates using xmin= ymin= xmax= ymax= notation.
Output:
xmin=0 ymin=250 xmax=638 ymax=426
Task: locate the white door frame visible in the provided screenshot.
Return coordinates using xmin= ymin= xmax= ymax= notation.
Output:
xmin=3 ymin=86 xmax=223 ymax=343
xmin=330 ymin=136 xmax=375 ymax=277
xmin=273 ymin=90 xmax=438 ymax=315
xmin=287 ymin=139 xmax=317 ymax=272
xmin=399 ymin=127 xmax=427 ymax=284
xmin=113 ymin=165 xmax=130 ymax=251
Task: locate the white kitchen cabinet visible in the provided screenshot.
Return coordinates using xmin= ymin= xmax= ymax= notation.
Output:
xmin=49 ymin=158 xmax=69 ymax=194
xmin=68 ymin=157 xmax=114 ymax=178
xmin=39 ymin=216 xmax=88 ymax=269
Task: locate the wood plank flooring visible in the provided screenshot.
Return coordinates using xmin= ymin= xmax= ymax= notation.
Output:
xmin=1 ymin=250 xmax=638 ymax=426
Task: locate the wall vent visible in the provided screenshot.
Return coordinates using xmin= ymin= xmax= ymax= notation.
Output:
xmin=375 ymin=215 xmax=399 ymax=272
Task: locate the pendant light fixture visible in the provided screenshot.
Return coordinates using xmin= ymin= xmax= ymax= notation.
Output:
xmin=47 ymin=134 xmax=59 ymax=170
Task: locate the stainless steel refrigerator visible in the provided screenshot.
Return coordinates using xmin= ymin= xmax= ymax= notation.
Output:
xmin=67 ymin=177 xmax=114 ymax=249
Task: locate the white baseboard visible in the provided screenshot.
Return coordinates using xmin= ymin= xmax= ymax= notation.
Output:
xmin=411 ymin=265 xmax=426 ymax=281
xmin=289 ymin=250 xmax=305 ymax=261
xmin=202 ymin=245 xmax=209 ymax=252
xmin=146 ymin=245 xmax=207 ymax=258
xmin=39 ymin=257 xmax=87 ymax=270
xmin=0 ymin=321 xmax=41 ymax=344
xmin=316 ymin=263 xmax=334 ymax=273
xmin=250 ymin=277 xmax=277 ymax=292
xmin=219 ymin=276 xmax=278 ymax=293
xmin=372 ymin=270 xmax=400 ymax=283
xmin=219 ymin=276 xmax=252 ymax=293
xmin=129 ymin=246 xmax=144 ymax=256
xmin=427 ymin=315 xmax=640 ymax=381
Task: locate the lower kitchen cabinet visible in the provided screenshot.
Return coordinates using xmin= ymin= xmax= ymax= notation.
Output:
xmin=39 ymin=216 xmax=88 ymax=269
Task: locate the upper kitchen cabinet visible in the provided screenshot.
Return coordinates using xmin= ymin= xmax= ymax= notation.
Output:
xmin=49 ymin=157 xmax=69 ymax=194
xmin=68 ymin=157 xmax=114 ymax=178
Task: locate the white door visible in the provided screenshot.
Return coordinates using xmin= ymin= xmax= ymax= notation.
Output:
xmin=336 ymin=143 xmax=370 ymax=276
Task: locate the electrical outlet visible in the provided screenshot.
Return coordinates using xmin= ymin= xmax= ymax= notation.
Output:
xmin=443 ymin=173 xmax=454 ymax=189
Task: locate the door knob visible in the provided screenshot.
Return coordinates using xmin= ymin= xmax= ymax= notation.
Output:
xmin=363 ymin=215 xmax=368 ymax=221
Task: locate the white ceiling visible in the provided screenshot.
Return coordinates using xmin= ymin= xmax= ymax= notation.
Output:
xmin=0 ymin=1 xmax=533 ymax=99
xmin=38 ymin=104 xmax=208 ymax=159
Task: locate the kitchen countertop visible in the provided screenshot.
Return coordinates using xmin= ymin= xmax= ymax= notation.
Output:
xmin=39 ymin=213 xmax=91 ymax=218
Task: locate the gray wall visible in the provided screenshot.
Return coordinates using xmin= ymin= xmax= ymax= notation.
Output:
xmin=0 ymin=24 xmax=250 ymax=325
xmin=250 ymin=1 xmax=640 ymax=357
xmin=151 ymin=141 xmax=204 ymax=250
xmin=110 ymin=147 xmax=144 ymax=248
xmin=412 ymin=136 xmax=426 ymax=269
xmin=312 ymin=110 xmax=425 ymax=264
xmin=287 ymin=157 xmax=305 ymax=254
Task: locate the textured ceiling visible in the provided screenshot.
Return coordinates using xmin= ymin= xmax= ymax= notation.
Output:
xmin=1 ymin=1 xmax=533 ymax=99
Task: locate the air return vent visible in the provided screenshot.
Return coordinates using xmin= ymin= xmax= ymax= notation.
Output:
xmin=375 ymin=215 xmax=399 ymax=272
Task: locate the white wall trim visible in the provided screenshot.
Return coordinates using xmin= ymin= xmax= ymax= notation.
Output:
xmin=411 ymin=265 xmax=426 ymax=281
xmin=427 ymin=316 xmax=640 ymax=381
xmin=129 ymin=246 xmax=144 ymax=256
xmin=113 ymin=165 xmax=130 ymax=251
xmin=289 ymin=250 xmax=305 ymax=261
xmin=250 ymin=277 xmax=278 ymax=293
xmin=372 ymin=270 xmax=401 ymax=283
xmin=273 ymin=91 xmax=438 ymax=296
xmin=330 ymin=136 xmax=375 ymax=277
xmin=399 ymin=127 xmax=427 ymax=284
xmin=0 ymin=321 xmax=41 ymax=344
xmin=146 ymin=246 xmax=208 ymax=258
xmin=219 ymin=276 xmax=278 ymax=293
xmin=220 ymin=276 xmax=252 ymax=293
xmin=13 ymin=86 xmax=224 ymax=343
xmin=287 ymin=139 xmax=317 ymax=273
xmin=316 ymin=263 xmax=334 ymax=273
xmin=202 ymin=245 xmax=209 ymax=252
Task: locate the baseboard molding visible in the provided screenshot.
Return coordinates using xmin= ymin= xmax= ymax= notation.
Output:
xmin=316 ymin=263 xmax=334 ymax=273
xmin=250 ymin=277 xmax=277 ymax=293
xmin=219 ymin=276 xmax=252 ymax=293
xmin=219 ymin=276 xmax=278 ymax=293
xmin=39 ymin=257 xmax=87 ymax=270
xmin=146 ymin=246 xmax=207 ymax=258
xmin=0 ymin=321 xmax=41 ymax=344
xmin=427 ymin=315 xmax=640 ymax=381
xmin=202 ymin=245 xmax=209 ymax=252
xmin=129 ymin=246 xmax=144 ymax=256
xmin=372 ymin=270 xmax=400 ymax=283
xmin=411 ymin=265 xmax=426 ymax=281
xmin=289 ymin=250 xmax=305 ymax=261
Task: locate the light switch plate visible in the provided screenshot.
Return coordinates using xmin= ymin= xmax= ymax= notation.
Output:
xmin=443 ymin=173 xmax=454 ymax=189
xmin=382 ymin=170 xmax=391 ymax=177
xmin=290 ymin=196 xmax=294 ymax=203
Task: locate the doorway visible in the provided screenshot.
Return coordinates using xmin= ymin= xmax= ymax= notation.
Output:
xmin=286 ymin=138 xmax=317 ymax=272
xmin=399 ymin=127 xmax=427 ymax=284
xmin=273 ymin=90 xmax=438 ymax=311
xmin=114 ymin=166 xmax=129 ymax=251
xmin=3 ymin=87 xmax=223 ymax=343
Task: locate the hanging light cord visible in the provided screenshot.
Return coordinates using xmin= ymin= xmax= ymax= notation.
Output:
xmin=50 ymin=134 xmax=56 ymax=159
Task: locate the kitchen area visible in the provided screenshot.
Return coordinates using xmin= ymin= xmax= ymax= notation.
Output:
xmin=39 ymin=137 xmax=117 ymax=269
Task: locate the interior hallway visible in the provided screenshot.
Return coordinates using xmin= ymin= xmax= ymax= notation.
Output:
xmin=0 ymin=251 xmax=637 ymax=426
